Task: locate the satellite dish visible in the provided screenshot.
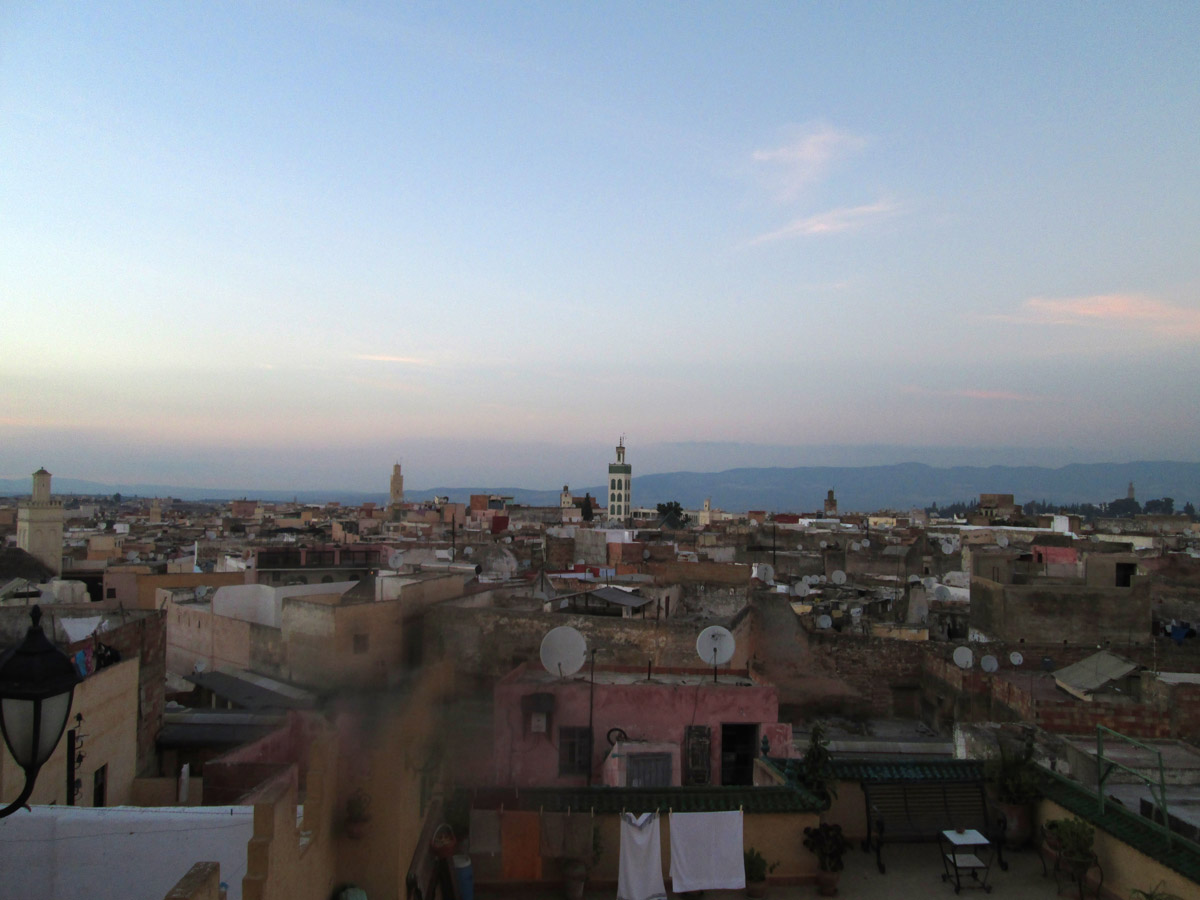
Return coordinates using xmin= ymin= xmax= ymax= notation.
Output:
xmin=981 ymin=655 xmax=999 ymax=674
xmin=922 ymin=577 xmax=936 ymax=590
xmin=934 ymin=585 xmax=951 ymax=602
xmin=851 ymin=542 xmax=862 ymax=552
xmin=941 ymin=542 xmax=953 ymax=555
xmin=193 ymin=659 xmax=208 ymax=673
xmin=818 ymin=575 xmax=827 ymax=584
xmin=696 ymin=626 xmax=736 ymax=666
xmin=463 ymin=546 xmax=473 ymax=557
xmin=832 ymin=570 xmax=847 ymax=585
xmin=816 ymin=614 xmax=833 ymax=629
xmin=819 ymin=540 xmax=828 ymax=549
xmin=861 ymin=539 xmax=870 ymax=548
xmin=503 ymin=536 xmax=513 ymax=544
xmin=952 ymin=646 xmax=974 ymax=669
xmin=850 ymin=607 xmax=862 ymax=618
xmin=908 ymin=575 xmax=921 ymax=584
xmin=794 ymin=583 xmax=809 ymax=598
xmin=643 ymin=549 xmax=650 ymax=560
xmin=997 ymin=535 xmax=1010 ymax=548
xmin=1010 ymin=651 xmax=1024 ymax=666
xmin=749 ymin=519 xmax=759 ymax=527
xmin=540 ymin=626 xmax=587 ymax=678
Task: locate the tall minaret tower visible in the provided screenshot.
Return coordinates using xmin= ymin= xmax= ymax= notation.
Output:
xmin=389 ymin=463 xmax=405 ymax=507
xmin=606 ymin=437 xmax=632 ymax=525
xmin=17 ymin=467 xmax=64 ymax=577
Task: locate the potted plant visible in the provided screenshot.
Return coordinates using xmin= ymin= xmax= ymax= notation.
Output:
xmin=987 ymin=736 xmax=1041 ymax=847
xmin=742 ymin=846 xmax=778 ymax=899
xmin=1045 ymin=817 xmax=1095 ymax=875
xmin=803 ymin=822 xmax=848 ymax=896
xmin=344 ymin=788 xmax=371 ymax=840
xmin=798 ymin=723 xmax=838 ymax=807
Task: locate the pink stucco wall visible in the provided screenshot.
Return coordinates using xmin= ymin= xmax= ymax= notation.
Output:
xmin=493 ymin=664 xmax=779 ymax=788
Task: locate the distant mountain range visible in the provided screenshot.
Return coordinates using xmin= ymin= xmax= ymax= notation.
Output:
xmin=2 ymin=461 xmax=1197 ymax=513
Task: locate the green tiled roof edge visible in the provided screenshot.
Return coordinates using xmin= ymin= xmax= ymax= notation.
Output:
xmin=452 ymin=784 xmax=826 ymax=814
xmin=1040 ymin=771 xmax=1200 ymax=885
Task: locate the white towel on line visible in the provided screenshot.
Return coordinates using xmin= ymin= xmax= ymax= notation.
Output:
xmin=618 ymin=812 xmax=667 ymax=900
xmin=669 ymin=810 xmax=746 ymax=893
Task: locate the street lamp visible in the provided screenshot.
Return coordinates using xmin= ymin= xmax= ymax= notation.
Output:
xmin=0 ymin=605 xmax=81 ymax=818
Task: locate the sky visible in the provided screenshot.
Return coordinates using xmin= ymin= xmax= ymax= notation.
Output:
xmin=2 ymin=2 xmax=1198 ymax=491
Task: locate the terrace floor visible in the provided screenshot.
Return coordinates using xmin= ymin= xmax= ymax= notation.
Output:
xmin=474 ymin=842 xmax=1072 ymax=900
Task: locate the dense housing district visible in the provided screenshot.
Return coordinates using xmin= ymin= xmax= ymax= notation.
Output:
xmin=3 ymin=446 xmax=1200 ymax=900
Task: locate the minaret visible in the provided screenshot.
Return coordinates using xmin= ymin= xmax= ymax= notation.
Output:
xmin=1127 ymin=481 xmax=1136 ymax=501
xmin=560 ymin=485 xmax=573 ymax=508
xmin=389 ymin=463 xmax=405 ymax=506
xmin=824 ymin=489 xmax=838 ymax=517
xmin=606 ymin=437 xmax=632 ymax=525
xmin=17 ymin=467 xmax=64 ymax=577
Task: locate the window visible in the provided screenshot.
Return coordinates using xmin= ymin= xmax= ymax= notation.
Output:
xmin=628 ymin=752 xmax=672 ymax=787
xmin=353 ymin=634 xmax=369 ymax=654
xmin=93 ymin=764 xmax=107 ymax=807
xmin=558 ymin=727 xmax=591 ymax=775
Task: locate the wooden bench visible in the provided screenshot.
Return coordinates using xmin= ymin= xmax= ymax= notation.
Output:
xmin=860 ymin=779 xmax=1008 ymax=874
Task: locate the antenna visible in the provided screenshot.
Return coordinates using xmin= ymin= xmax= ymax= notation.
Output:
xmin=696 ymin=625 xmax=736 ymax=683
xmin=952 ymin=646 xmax=974 ymax=669
xmin=981 ymin=655 xmax=999 ymax=674
xmin=540 ymin=626 xmax=587 ymax=678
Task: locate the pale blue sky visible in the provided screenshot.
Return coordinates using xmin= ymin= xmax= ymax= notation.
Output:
xmin=2 ymin=2 xmax=1198 ymax=490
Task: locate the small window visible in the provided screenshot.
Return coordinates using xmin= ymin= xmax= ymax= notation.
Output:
xmin=353 ymin=634 xmax=369 ymax=654
xmin=558 ymin=727 xmax=591 ymax=775
xmin=93 ymin=764 xmax=107 ymax=807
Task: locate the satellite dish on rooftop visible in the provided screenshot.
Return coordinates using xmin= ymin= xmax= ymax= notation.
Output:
xmin=749 ymin=519 xmax=759 ymax=527
xmin=819 ymin=540 xmax=828 ymax=549
xmin=862 ymin=539 xmax=870 ymax=548
xmin=643 ymin=549 xmax=650 ymax=560
xmin=923 ymin=577 xmax=936 ymax=590
xmin=816 ymin=614 xmax=833 ymax=630
xmin=941 ymin=541 xmax=954 ymax=555
xmin=697 ymin=625 xmax=736 ymax=666
xmin=1010 ymin=651 xmax=1024 ymax=667
xmin=997 ymin=535 xmax=1010 ymax=548
xmin=981 ymin=655 xmax=999 ymax=674
xmin=540 ymin=626 xmax=587 ymax=678
xmin=851 ymin=542 xmax=862 ymax=552
xmin=908 ymin=575 xmax=921 ymax=584
xmin=794 ymin=582 xmax=809 ymax=597
xmin=193 ymin=659 xmax=208 ymax=674
xmin=952 ymin=646 xmax=974 ymax=669
xmin=463 ymin=546 xmax=474 ymax=557
xmin=818 ymin=575 xmax=827 ymax=584
xmin=934 ymin=585 xmax=951 ymax=602
xmin=832 ymin=570 xmax=847 ymax=585
xmin=850 ymin=607 xmax=862 ymax=618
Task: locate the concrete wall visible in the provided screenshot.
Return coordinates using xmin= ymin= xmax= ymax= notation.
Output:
xmin=970 ymin=577 xmax=1151 ymax=645
xmin=167 ymin=602 xmax=253 ymax=676
xmin=492 ymin=664 xmax=778 ymax=788
xmin=280 ymin=597 xmax=404 ymax=689
xmin=1 ymin=656 xmax=140 ymax=809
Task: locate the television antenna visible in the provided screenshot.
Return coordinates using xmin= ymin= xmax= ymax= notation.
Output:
xmin=540 ymin=626 xmax=587 ymax=678
xmin=696 ymin=625 xmax=736 ymax=683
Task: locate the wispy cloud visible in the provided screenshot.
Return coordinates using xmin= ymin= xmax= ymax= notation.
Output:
xmin=900 ymin=385 xmax=1042 ymax=402
xmin=353 ymin=354 xmax=434 ymax=366
xmin=995 ymin=293 xmax=1200 ymax=336
xmin=747 ymin=199 xmax=896 ymax=245
xmin=752 ymin=122 xmax=866 ymax=201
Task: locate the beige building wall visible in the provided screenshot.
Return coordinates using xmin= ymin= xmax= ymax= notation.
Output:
xmin=165 ymin=601 xmax=253 ymax=676
xmin=0 ymin=656 xmax=138 ymax=808
xmin=280 ymin=596 xmax=404 ymax=689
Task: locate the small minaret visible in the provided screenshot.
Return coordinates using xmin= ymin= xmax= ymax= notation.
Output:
xmin=606 ymin=437 xmax=632 ymax=524
xmin=824 ymin=489 xmax=838 ymax=517
xmin=17 ymin=467 xmax=64 ymax=576
xmin=389 ymin=463 xmax=405 ymax=506
xmin=560 ymin=485 xmax=573 ymax=508
xmin=1127 ymin=481 xmax=1136 ymax=501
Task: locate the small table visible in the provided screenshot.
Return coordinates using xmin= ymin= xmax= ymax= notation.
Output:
xmin=939 ymin=828 xmax=994 ymax=893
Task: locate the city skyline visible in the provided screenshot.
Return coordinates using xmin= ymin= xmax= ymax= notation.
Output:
xmin=3 ymin=3 xmax=1198 ymax=488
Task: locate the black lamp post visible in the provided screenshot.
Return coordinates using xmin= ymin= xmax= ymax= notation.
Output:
xmin=0 ymin=606 xmax=81 ymax=818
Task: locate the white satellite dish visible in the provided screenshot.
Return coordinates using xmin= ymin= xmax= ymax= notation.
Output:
xmin=861 ymin=538 xmax=870 ymax=548
xmin=934 ymin=585 xmax=951 ymax=602
xmin=463 ymin=546 xmax=474 ymax=557
xmin=1009 ymin=651 xmax=1024 ymax=666
xmin=816 ymin=614 xmax=833 ymax=629
xmin=832 ymin=570 xmax=847 ymax=585
xmin=997 ymin=535 xmax=1010 ymax=548
xmin=908 ymin=575 xmax=921 ymax=584
xmin=794 ymin=583 xmax=809 ymax=597
xmin=941 ymin=542 xmax=953 ymax=555
xmin=697 ymin=625 xmax=736 ymax=666
xmin=922 ymin=577 xmax=936 ymax=590
xmin=818 ymin=575 xmax=827 ymax=584
xmin=952 ymin=646 xmax=974 ymax=669
xmin=540 ymin=626 xmax=587 ymax=678
xmin=850 ymin=607 xmax=862 ymax=618
xmin=820 ymin=540 xmax=828 ymax=549
xmin=193 ymin=659 xmax=208 ymax=674
xmin=851 ymin=542 xmax=862 ymax=552
xmin=749 ymin=519 xmax=759 ymax=527
xmin=981 ymin=655 xmax=999 ymax=674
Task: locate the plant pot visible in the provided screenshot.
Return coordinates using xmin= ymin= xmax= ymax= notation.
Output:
xmin=816 ymin=870 xmax=840 ymax=897
xmin=1063 ymin=854 xmax=1095 ymax=876
xmin=997 ymin=801 xmax=1033 ymax=848
xmin=745 ymin=878 xmax=767 ymax=898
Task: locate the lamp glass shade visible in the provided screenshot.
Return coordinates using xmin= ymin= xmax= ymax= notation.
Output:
xmin=1 ymin=690 xmax=73 ymax=770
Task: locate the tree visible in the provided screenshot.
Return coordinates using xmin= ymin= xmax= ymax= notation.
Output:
xmin=1185 ymin=501 xmax=1197 ymax=520
xmin=1144 ymin=497 xmax=1175 ymax=516
xmin=581 ymin=494 xmax=594 ymax=522
xmin=112 ymin=492 xmax=122 ymax=505
xmin=656 ymin=500 xmax=689 ymax=529
xmin=1107 ymin=497 xmax=1141 ymax=518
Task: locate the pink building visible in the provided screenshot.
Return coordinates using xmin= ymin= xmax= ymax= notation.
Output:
xmin=492 ymin=663 xmax=791 ymax=790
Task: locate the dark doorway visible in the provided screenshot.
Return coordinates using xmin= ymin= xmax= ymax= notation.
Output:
xmin=720 ymin=723 xmax=757 ymax=785
xmin=1115 ymin=563 xmax=1136 ymax=588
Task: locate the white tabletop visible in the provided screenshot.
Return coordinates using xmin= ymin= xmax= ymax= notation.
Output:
xmin=941 ymin=828 xmax=988 ymax=846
